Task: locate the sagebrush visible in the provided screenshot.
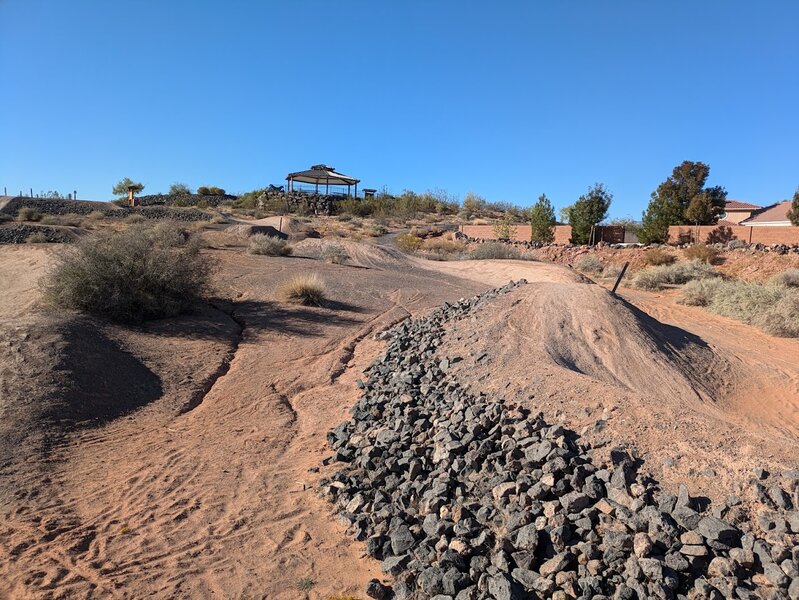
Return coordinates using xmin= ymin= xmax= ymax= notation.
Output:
xmin=574 ymin=254 xmax=603 ymax=273
xmin=248 ymin=234 xmax=292 ymax=256
xmin=632 ymin=260 xmax=719 ymax=290
xmin=683 ymin=244 xmax=719 ymax=264
xmin=680 ymin=279 xmax=799 ymax=337
xmin=44 ymin=224 xmax=213 ymax=322
xmin=641 ymin=248 xmax=676 ymax=266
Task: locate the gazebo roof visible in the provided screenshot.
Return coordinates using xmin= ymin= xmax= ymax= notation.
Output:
xmin=286 ymin=164 xmax=360 ymax=186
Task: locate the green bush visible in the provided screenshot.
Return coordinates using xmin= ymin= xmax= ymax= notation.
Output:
xmin=574 ymin=254 xmax=603 ymax=273
xmin=632 ymin=260 xmax=719 ymax=290
xmin=44 ymin=224 xmax=213 ymax=322
xmin=247 ymin=234 xmax=292 ymax=256
xmin=470 ymin=242 xmax=520 ymax=260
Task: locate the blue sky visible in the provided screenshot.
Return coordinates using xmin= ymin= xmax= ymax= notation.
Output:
xmin=1 ymin=1 xmax=797 ymax=218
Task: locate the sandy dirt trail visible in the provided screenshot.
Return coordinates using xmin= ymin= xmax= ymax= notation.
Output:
xmin=0 ymin=246 xmax=487 ymax=599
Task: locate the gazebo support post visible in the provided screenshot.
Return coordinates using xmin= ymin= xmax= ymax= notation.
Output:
xmin=355 ymin=182 xmax=358 ymax=199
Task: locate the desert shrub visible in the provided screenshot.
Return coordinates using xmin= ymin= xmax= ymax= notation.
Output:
xmin=87 ymin=210 xmax=107 ymax=220
xmin=574 ymin=254 xmax=603 ymax=273
xmin=679 ymin=278 xmax=726 ymax=306
xmin=365 ymin=224 xmax=388 ymax=237
xmin=771 ymin=268 xmax=799 ymax=288
xmin=687 ymin=280 xmax=799 ymax=337
xmin=196 ymin=186 xmax=210 ymax=195
xmin=320 ymin=243 xmax=349 ymax=264
xmin=727 ymin=239 xmax=748 ymax=250
xmin=43 ymin=224 xmax=213 ymax=322
xmin=336 ymin=214 xmax=352 ymax=222
xmin=40 ymin=215 xmax=59 ymax=225
xmin=632 ymin=259 xmax=719 ymax=290
xmin=209 ymin=213 xmax=229 ymax=224
xmin=705 ymin=281 xmax=785 ymax=324
xmin=125 ymin=213 xmax=146 ymax=224
xmin=278 ymin=273 xmax=326 ymax=306
xmin=0 ymin=213 xmax=12 ymax=223
xmin=601 ymin=263 xmax=625 ymax=279
xmin=470 ymin=242 xmax=520 ymax=260
xmin=247 ymin=234 xmax=292 ymax=256
xmin=26 ymin=231 xmax=49 ymax=243
xmin=641 ymin=248 xmax=676 ymax=266
xmin=169 ymin=182 xmax=192 ymax=195
xmin=17 ymin=207 xmax=42 ymax=222
xmin=423 ymin=237 xmax=466 ymax=253
xmin=758 ymin=293 xmax=799 ymax=337
xmin=395 ymin=233 xmax=424 ymax=253
xmin=683 ymin=244 xmax=719 ymax=264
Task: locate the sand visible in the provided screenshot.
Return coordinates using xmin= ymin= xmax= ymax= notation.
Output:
xmin=1 ymin=242 xmax=798 ymax=598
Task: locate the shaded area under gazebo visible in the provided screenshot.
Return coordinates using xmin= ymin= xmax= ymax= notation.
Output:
xmin=286 ymin=164 xmax=360 ymax=197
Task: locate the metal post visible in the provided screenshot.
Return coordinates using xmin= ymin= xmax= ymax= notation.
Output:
xmin=611 ymin=262 xmax=630 ymax=296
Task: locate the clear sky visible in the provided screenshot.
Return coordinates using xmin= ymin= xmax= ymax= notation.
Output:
xmin=1 ymin=1 xmax=797 ymax=218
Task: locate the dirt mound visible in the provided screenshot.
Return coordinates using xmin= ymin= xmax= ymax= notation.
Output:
xmin=439 ymin=278 xmax=799 ymax=501
xmin=294 ymin=238 xmax=411 ymax=270
xmin=225 ymin=222 xmax=287 ymax=239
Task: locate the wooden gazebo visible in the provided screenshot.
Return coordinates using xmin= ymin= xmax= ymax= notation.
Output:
xmin=286 ymin=164 xmax=360 ymax=197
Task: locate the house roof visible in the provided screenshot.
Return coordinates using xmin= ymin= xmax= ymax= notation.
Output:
xmin=716 ymin=219 xmax=738 ymax=227
xmin=741 ymin=201 xmax=792 ymax=224
xmin=286 ymin=164 xmax=360 ymax=186
xmin=725 ymin=200 xmax=761 ymax=210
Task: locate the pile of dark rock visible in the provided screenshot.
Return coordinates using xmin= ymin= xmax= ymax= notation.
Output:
xmin=0 ymin=197 xmax=115 ymax=217
xmin=136 ymin=193 xmax=237 ymax=207
xmin=321 ymin=281 xmax=799 ymax=600
xmin=132 ymin=206 xmax=212 ymax=222
xmin=0 ymin=224 xmax=73 ymax=244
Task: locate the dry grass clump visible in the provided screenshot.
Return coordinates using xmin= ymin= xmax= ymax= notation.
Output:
xmin=771 ymin=268 xmax=799 ymax=288
xmin=632 ymin=260 xmax=719 ymax=290
xmin=422 ymin=236 xmax=467 ymax=260
xmin=320 ymin=243 xmax=349 ymax=264
xmin=25 ymin=231 xmax=49 ymax=244
xmin=641 ymin=248 xmax=676 ymax=266
xmin=43 ymin=224 xmax=213 ymax=322
xmin=248 ymin=234 xmax=293 ymax=256
xmin=470 ymin=242 xmax=519 ymax=260
xmin=574 ymin=254 xmax=603 ymax=273
xmin=681 ymin=279 xmax=799 ymax=337
xmin=278 ymin=273 xmax=326 ymax=306
xmin=17 ymin=207 xmax=42 ymax=222
xmin=395 ymin=233 xmax=424 ymax=253
xmin=125 ymin=213 xmax=146 ymax=224
xmin=683 ymin=244 xmax=720 ymax=264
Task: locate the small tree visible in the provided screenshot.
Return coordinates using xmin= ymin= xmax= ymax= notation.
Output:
xmin=112 ymin=178 xmax=144 ymax=198
xmin=169 ymin=182 xmax=192 ymax=196
xmin=493 ymin=212 xmax=515 ymax=240
xmin=528 ymin=194 xmax=555 ymax=243
xmin=787 ymin=187 xmax=799 ymax=226
xmin=462 ymin=191 xmax=487 ymax=216
xmin=568 ymin=183 xmax=612 ymax=244
xmin=639 ymin=161 xmax=726 ymax=244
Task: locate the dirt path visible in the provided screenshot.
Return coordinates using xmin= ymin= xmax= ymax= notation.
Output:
xmin=0 ymin=247 xmax=487 ymax=599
